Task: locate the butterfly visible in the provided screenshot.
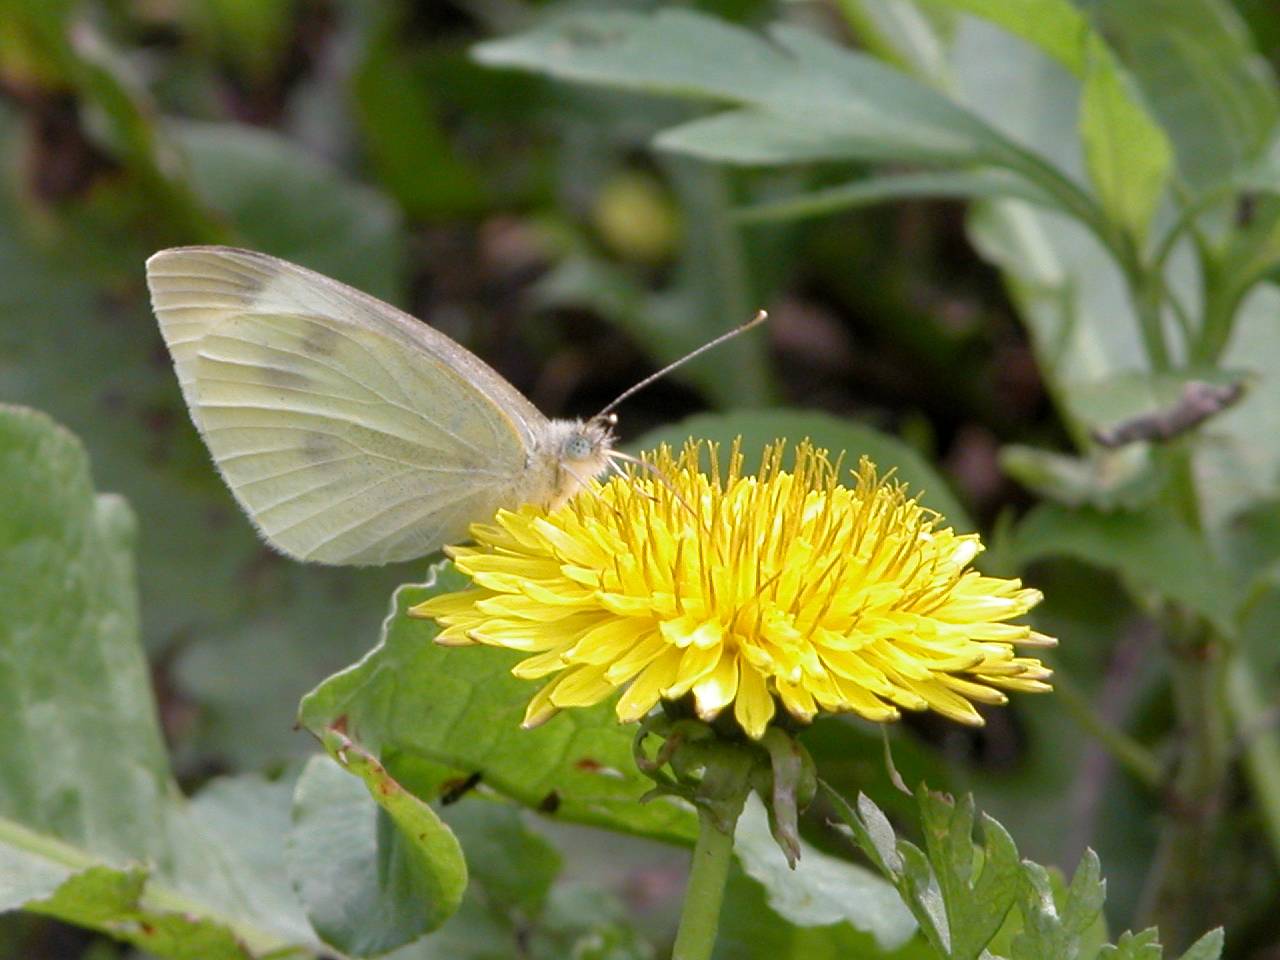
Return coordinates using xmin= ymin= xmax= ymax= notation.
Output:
xmin=146 ymin=246 xmax=763 ymax=566
xmin=146 ymin=246 xmax=619 ymax=565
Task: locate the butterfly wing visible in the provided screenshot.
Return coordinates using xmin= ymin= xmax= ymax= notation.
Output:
xmin=147 ymin=246 xmax=548 ymax=565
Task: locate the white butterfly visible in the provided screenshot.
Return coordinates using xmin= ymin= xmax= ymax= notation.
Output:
xmin=146 ymin=246 xmax=617 ymax=566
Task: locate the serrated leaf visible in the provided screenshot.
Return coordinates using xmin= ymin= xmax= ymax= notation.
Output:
xmin=1099 ymin=927 xmax=1163 ymax=960
xmin=287 ymin=751 xmax=467 ymax=956
xmin=917 ymin=790 xmax=1022 ymax=960
xmin=734 ymin=795 xmax=916 ymax=951
xmin=298 ymin=565 xmax=697 ymax=844
xmin=1011 ymin=852 xmax=1105 ymax=960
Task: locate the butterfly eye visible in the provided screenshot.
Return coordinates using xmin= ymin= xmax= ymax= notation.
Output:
xmin=565 ymin=435 xmax=593 ymax=460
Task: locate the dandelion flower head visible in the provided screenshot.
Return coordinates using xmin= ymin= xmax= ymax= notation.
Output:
xmin=411 ymin=440 xmax=1053 ymax=739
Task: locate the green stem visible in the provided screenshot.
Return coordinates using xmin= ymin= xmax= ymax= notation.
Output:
xmin=1049 ymin=663 xmax=1162 ymax=789
xmin=672 ymin=805 xmax=739 ymax=960
xmin=1225 ymin=657 xmax=1280 ymax=865
xmin=1142 ymin=622 xmax=1230 ymax=949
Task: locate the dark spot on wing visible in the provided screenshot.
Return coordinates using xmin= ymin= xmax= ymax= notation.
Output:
xmin=538 ymin=790 xmax=561 ymax=814
xmin=302 ymin=431 xmax=341 ymax=461
xmin=301 ymin=320 xmax=341 ymax=358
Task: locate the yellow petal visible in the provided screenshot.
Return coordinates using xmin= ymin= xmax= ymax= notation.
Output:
xmin=733 ymin=664 xmax=776 ymax=739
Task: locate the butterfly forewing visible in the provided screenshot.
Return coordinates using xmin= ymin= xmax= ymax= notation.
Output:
xmin=147 ymin=246 xmax=546 ymax=565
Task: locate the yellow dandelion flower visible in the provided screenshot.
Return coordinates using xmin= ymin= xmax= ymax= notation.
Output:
xmin=410 ymin=440 xmax=1054 ymax=739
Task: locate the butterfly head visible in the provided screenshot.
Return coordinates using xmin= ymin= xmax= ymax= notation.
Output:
xmin=540 ymin=416 xmax=616 ymax=508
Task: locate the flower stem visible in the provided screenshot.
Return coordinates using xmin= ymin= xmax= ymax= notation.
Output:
xmin=672 ymin=805 xmax=738 ymax=960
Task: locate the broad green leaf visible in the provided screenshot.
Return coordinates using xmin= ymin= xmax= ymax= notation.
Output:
xmin=376 ymin=802 xmax=653 ymax=959
xmin=174 ymin=120 xmax=405 ymax=302
xmin=632 ymin=408 xmax=973 ymax=531
xmin=831 ymin=0 xmax=955 ymax=87
xmin=917 ymin=0 xmax=1088 ymax=72
xmin=1078 ymin=35 xmax=1173 ymax=244
xmin=351 ymin=9 xmax=489 ymax=217
xmin=717 ymin=868 xmax=934 ymax=960
xmin=823 ymin=785 xmax=1020 ymax=960
xmin=734 ymin=795 xmax=916 ymax=951
xmin=0 ymin=406 xmax=168 ymax=866
xmin=736 ymin=169 xmax=1057 ymax=223
xmin=1006 ymin=503 xmax=1238 ymax=630
xmin=287 ymin=752 xmax=466 ymax=956
xmin=1093 ymin=0 xmax=1279 ymax=189
xmin=475 ymin=10 xmax=1039 ymax=172
xmin=437 ymin=800 xmax=560 ymax=921
xmin=0 ymin=100 xmax=419 ymax=766
xmin=0 ymin=406 xmax=321 ymax=958
xmin=298 ymin=564 xmax=698 ymax=845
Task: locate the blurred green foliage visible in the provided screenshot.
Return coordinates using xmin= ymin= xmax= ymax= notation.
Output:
xmin=3 ymin=0 xmax=1280 ymax=957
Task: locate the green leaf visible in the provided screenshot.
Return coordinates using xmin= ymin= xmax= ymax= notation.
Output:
xmin=1177 ymin=927 xmax=1225 ymax=960
xmin=287 ymin=751 xmax=467 ymax=956
xmin=915 ymin=790 xmax=1023 ymax=960
xmin=1099 ymin=928 xmax=1164 ymax=960
xmin=298 ymin=563 xmax=697 ymax=845
xmin=475 ymin=10 xmax=1036 ymax=172
xmin=0 ymin=405 xmax=321 ymax=957
xmin=437 ymin=799 xmax=560 ymax=922
xmin=174 ymin=120 xmax=405 ymax=303
xmin=823 ymin=784 xmax=1020 ymax=960
xmin=1011 ymin=854 xmax=1106 ymax=960
xmin=1007 ymin=502 xmax=1239 ymax=629
xmin=1093 ymin=0 xmax=1279 ymax=189
xmin=0 ymin=405 xmax=168 ymax=865
xmin=717 ymin=867 xmax=934 ymax=960
xmin=999 ymin=445 xmax=1164 ymax=511
xmin=351 ymin=11 xmax=489 ymax=218
xmin=917 ymin=0 xmax=1092 ymax=73
xmin=736 ymin=169 xmax=1058 ymax=223
xmin=733 ymin=795 xmax=916 ymax=951
xmin=631 ymin=408 xmax=973 ymax=531
xmin=1078 ymin=34 xmax=1173 ymax=244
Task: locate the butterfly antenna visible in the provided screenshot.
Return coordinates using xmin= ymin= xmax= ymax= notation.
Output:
xmin=594 ymin=309 xmax=768 ymax=420
xmin=606 ymin=450 xmax=705 ymax=529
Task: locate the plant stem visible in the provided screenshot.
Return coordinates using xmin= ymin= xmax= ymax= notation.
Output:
xmin=1225 ymin=658 xmax=1280 ymax=865
xmin=1049 ymin=661 xmax=1162 ymax=789
xmin=1142 ymin=620 xmax=1230 ymax=949
xmin=672 ymin=805 xmax=739 ymax=960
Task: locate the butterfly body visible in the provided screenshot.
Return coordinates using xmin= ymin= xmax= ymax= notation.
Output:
xmin=146 ymin=246 xmax=614 ymax=565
